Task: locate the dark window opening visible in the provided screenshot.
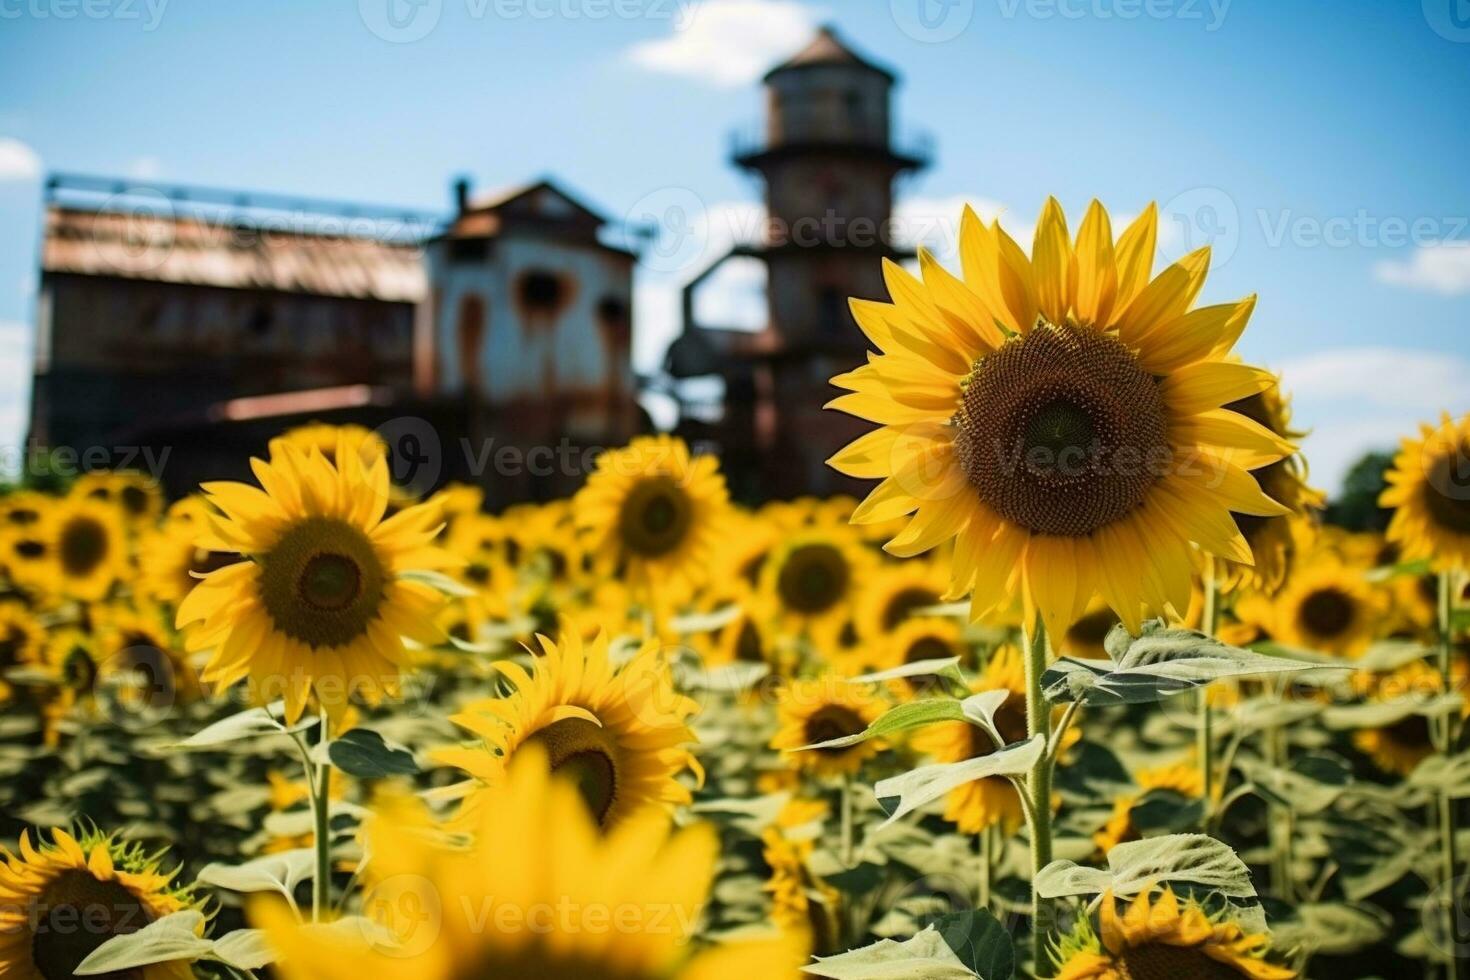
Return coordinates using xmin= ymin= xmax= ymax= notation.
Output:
xmin=517 ymin=269 xmax=566 ymax=312
xmin=449 ymin=238 xmax=489 ymax=263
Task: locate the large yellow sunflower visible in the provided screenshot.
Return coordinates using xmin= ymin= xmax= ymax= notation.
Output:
xmin=1217 ymin=382 xmax=1323 ymax=595
xmin=0 ymin=828 xmax=200 ymax=980
xmin=1381 ymin=411 xmax=1470 ymax=571
xmin=910 ymin=644 xmax=1068 ymax=833
xmin=174 ymin=440 xmax=452 ymax=722
xmin=255 ymin=748 xmax=801 ymax=980
xmin=1267 ymin=556 xmax=1383 ymax=657
xmin=439 ymin=630 xmax=700 ymax=829
xmin=770 ymin=675 xmax=886 ymax=779
xmin=1054 ymin=887 xmax=1294 ymax=979
xmin=39 ymin=496 xmax=129 ymax=602
xmin=827 ymin=199 xmax=1292 ymax=639
xmin=574 ymin=435 xmax=731 ymax=601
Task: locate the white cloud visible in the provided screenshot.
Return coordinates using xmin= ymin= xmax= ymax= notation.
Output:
xmin=0 ymin=321 xmax=33 ymax=460
xmin=0 ymin=138 xmax=41 ymax=182
xmin=127 ymin=156 xmax=163 ymax=180
xmin=624 ymin=0 xmax=819 ymax=88
xmin=1274 ymin=346 xmax=1470 ymax=494
xmin=1373 ymin=241 xmax=1470 ymax=296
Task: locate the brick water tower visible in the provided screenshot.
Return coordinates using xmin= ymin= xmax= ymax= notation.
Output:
xmin=669 ymin=26 xmax=930 ymax=499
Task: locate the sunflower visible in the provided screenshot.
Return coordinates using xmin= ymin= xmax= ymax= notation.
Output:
xmin=0 ymin=491 xmax=48 ymax=531
xmin=255 ymin=748 xmax=800 ymax=980
xmin=439 ymin=630 xmax=700 ymax=829
xmin=688 ymin=592 xmax=780 ymax=670
xmin=1267 ymin=556 xmax=1383 ymax=657
xmin=711 ymin=511 xmax=778 ymax=596
xmin=0 ymin=828 xmax=201 ymax=980
xmin=270 ymin=421 xmax=387 ymax=467
xmin=910 ymin=645 xmax=1055 ymax=833
xmin=174 ymin=440 xmax=452 ymax=722
xmin=877 ymin=617 xmax=967 ymax=695
xmin=71 ymin=470 xmax=164 ymax=526
xmin=854 ymin=560 xmax=949 ymax=641
xmin=1216 ymin=382 xmax=1322 ymax=594
xmin=138 ymin=520 xmax=242 ymax=606
xmin=1063 ymin=598 xmax=1123 ymax=659
xmin=770 ymin=675 xmax=886 ymax=778
xmin=762 ymin=803 xmax=841 ymax=957
xmin=39 ymin=497 xmax=129 ymax=602
xmin=574 ymin=435 xmax=731 ymax=602
xmin=1352 ymin=660 xmax=1445 ymax=776
xmin=1381 ymin=411 xmax=1470 ymax=571
xmin=1053 ymin=887 xmax=1294 ymax=979
xmin=1093 ymin=760 xmax=1205 ymax=853
xmin=760 ymin=528 xmax=874 ymax=641
xmin=0 ymin=525 xmax=53 ymax=597
xmin=96 ymin=604 xmax=197 ymax=710
xmin=0 ymin=601 xmax=45 ymax=702
xmin=827 ymin=199 xmax=1291 ymax=640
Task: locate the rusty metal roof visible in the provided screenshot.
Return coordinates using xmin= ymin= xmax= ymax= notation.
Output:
xmin=42 ymin=205 xmax=428 ymax=303
xmin=765 ymin=26 xmax=895 ymax=81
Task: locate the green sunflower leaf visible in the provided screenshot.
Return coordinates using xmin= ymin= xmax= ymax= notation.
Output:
xmin=874 ymin=736 xmax=1044 ymax=827
xmin=936 ymin=908 xmax=1015 ymax=980
xmin=1043 ymin=621 xmax=1345 ymax=705
xmin=75 ymin=910 xmax=214 ymax=975
xmin=198 ymin=848 xmax=316 ymax=900
xmin=1036 ymin=833 xmax=1257 ymax=903
xmin=1268 ymin=902 xmax=1391 ymax=957
xmin=320 ymin=728 xmax=420 ymax=778
xmin=852 ymin=657 xmax=969 ymax=695
xmin=209 ymin=929 xmax=277 ymax=970
xmin=803 ymin=925 xmax=979 ymax=979
xmin=399 ymin=568 xmax=480 ymax=597
xmin=793 ymin=697 xmax=980 ymax=753
xmin=161 ymin=702 xmax=314 ymax=751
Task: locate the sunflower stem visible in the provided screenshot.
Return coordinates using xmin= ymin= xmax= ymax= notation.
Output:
xmin=840 ymin=772 xmax=855 ymax=868
xmin=1023 ymin=615 xmax=1054 ymax=974
xmin=311 ymin=713 xmax=333 ymax=922
xmin=1198 ymin=559 xmax=1221 ymax=823
xmin=1435 ymin=569 xmax=1461 ymax=979
xmin=978 ymin=825 xmax=994 ymax=910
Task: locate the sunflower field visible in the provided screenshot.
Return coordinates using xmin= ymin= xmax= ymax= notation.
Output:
xmin=3 ymin=200 xmax=1469 ymax=980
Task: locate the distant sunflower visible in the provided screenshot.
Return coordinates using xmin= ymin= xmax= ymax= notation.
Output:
xmin=1063 ymin=598 xmax=1123 ymax=659
xmin=878 ymin=617 xmax=967 ymax=695
xmin=855 ymin=561 xmax=948 ymax=640
xmin=575 ymin=435 xmax=730 ymax=601
xmin=1268 ymin=556 xmax=1382 ymax=656
xmin=0 ymin=828 xmax=200 ymax=980
xmin=1053 ymin=887 xmax=1294 ymax=979
xmin=1218 ymin=382 xmax=1323 ymax=594
xmin=0 ymin=490 xmax=47 ymax=531
xmin=690 ymin=592 xmax=778 ymax=670
xmin=138 ymin=521 xmax=241 ymax=606
xmin=763 ymin=808 xmax=841 ymax=957
xmin=0 ymin=601 xmax=44 ymax=702
xmin=1352 ymin=660 xmax=1443 ymax=776
xmin=771 ymin=675 xmax=885 ymax=778
xmin=439 ymin=631 xmax=700 ymax=829
xmin=0 ymin=526 xmax=52 ymax=597
xmin=1382 ymin=411 xmax=1470 ymax=571
xmin=1093 ymin=760 xmax=1204 ymax=853
xmin=761 ymin=529 xmax=874 ymax=640
xmin=828 ymin=199 xmax=1291 ymax=639
xmin=72 ymin=470 xmax=164 ymax=526
xmin=255 ymin=750 xmax=801 ymax=980
xmin=270 ymin=421 xmax=387 ymax=468
xmin=910 ymin=645 xmax=1067 ymax=833
xmin=97 ymin=605 xmax=197 ymax=709
xmin=175 ymin=442 xmax=452 ymax=722
xmin=712 ymin=512 xmax=778 ymax=594
xmin=41 ymin=497 xmax=129 ymax=602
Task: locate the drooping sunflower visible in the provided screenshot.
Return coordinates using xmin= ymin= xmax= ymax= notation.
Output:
xmin=1053 ymin=887 xmax=1294 ymax=979
xmin=760 ymin=528 xmax=874 ymax=642
xmin=1267 ymin=556 xmax=1383 ymax=657
xmin=255 ymin=748 xmax=801 ymax=980
xmin=39 ymin=496 xmax=129 ymax=602
xmin=771 ymin=675 xmax=886 ymax=778
xmin=828 ymin=199 xmax=1292 ymax=639
xmin=1093 ymin=760 xmax=1205 ymax=853
xmin=174 ymin=440 xmax=452 ymax=722
xmin=574 ymin=435 xmax=731 ymax=602
xmin=0 ymin=828 xmax=201 ymax=980
xmin=439 ymin=630 xmax=700 ymax=830
xmin=1216 ymin=383 xmax=1323 ymax=595
xmin=854 ymin=560 xmax=949 ymax=641
xmin=910 ymin=644 xmax=1068 ymax=833
xmin=1382 ymin=411 xmax=1470 ymax=571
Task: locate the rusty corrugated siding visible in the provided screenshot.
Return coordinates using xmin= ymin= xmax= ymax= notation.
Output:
xmin=42 ymin=206 xmax=427 ymax=303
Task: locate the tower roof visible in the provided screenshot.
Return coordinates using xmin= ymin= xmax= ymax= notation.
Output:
xmin=764 ymin=25 xmax=895 ymax=82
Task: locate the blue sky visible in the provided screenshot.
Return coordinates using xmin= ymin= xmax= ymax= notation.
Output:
xmin=0 ymin=0 xmax=1467 ymax=491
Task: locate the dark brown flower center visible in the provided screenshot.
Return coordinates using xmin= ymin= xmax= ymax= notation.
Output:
xmin=1424 ymin=450 xmax=1470 ymax=535
xmin=617 ymin=475 xmax=693 ymax=558
xmin=805 ymin=705 xmax=866 ymax=755
xmin=733 ymin=619 xmax=765 ymax=663
xmin=953 ymin=322 xmax=1170 ymax=538
xmin=259 ymin=517 xmax=386 ymax=648
xmin=31 ymin=869 xmax=149 ymax=980
xmin=1117 ymin=942 xmax=1247 ymax=980
xmin=59 ymin=517 xmax=109 ymax=577
xmin=968 ymin=696 xmax=1028 ymax=758
xmin=881 ymin=587 xmax=940 ymax=631
xmin=1385 ymin=712 xmax=1432 ymax=750
xmin=524 ymin=717 xmax=620 ymax=825
xmin=1066 ymin=607 xmax=1120 ymax=654
xmin=777 ymin=543 xmax=850 ymax=615
xmin=1298 ymin=587 xmax=1355 ymax=639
